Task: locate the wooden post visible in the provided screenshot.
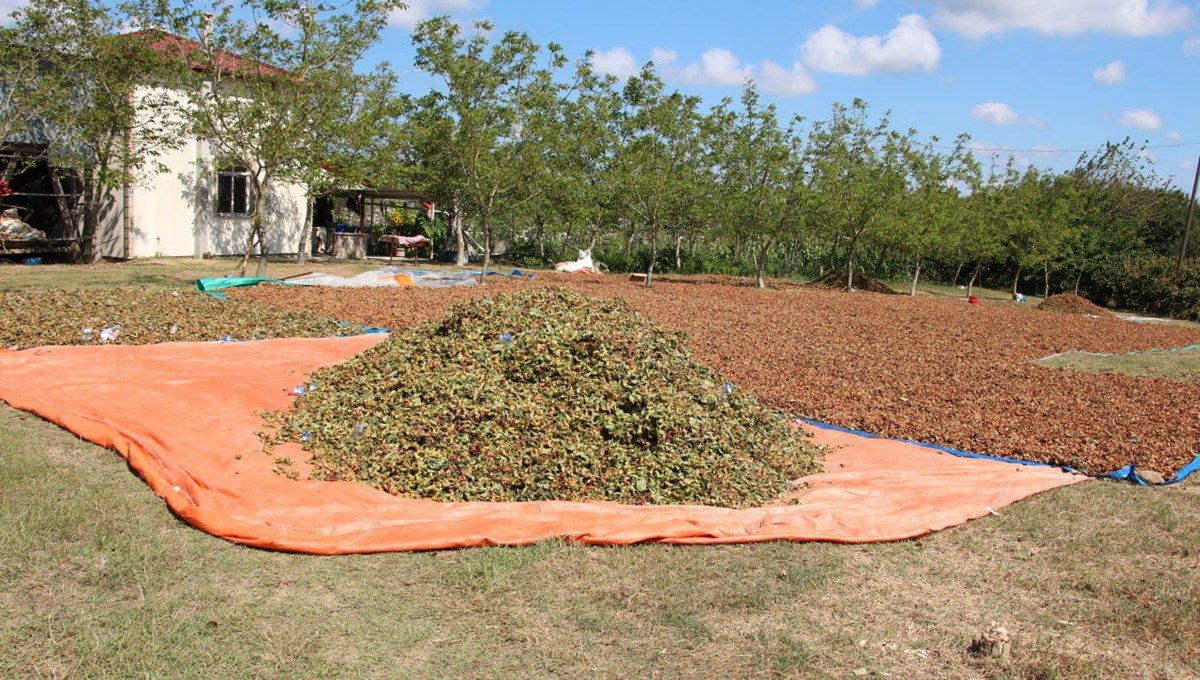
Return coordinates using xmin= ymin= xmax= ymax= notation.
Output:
xmin=1178 ymin=155 xmax=1199 ymax=272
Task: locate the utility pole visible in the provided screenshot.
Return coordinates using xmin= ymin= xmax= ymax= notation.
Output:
xmin=1179 ymin=154 xmax=1200 ymax=272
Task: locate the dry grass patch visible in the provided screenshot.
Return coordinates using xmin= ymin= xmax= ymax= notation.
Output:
xmin=1036 ymin=347 xmax=1200 ymax=383
xmin=2 ymin=403 xmax=1198 ymax=679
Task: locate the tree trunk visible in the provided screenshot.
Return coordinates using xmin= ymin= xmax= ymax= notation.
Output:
xmin=755 ymin=239 xmax=769 ymax=289
xmin=1011 ymin=264 xmax=1022 ymax=297
xmin=254 ymin=177 xmax=272 ymax=277
xmin=78 ymin=174 xmax=99 ymax=263
xmin=536 ymin=217 xmax=545 ymax=262
xmin=844 ymin=230 xmax=861 ymax=291
xmin=235 ymin=224 xmax=256 ymax=277
xmin=452 ymin=203 xmax=467 ymax=266
xmin=256 ymin=219 xmax=268 ymax=278
xmin=78 ymin=173 xmax=100 ymax=263
xmin=479 ymin=223 xmax=492 ymax=285
xmin=674 ymin=234 xmax=683 ymax=271
xmin=296 ymin=196 xmax=313 ymax=264
xmin=48 ymin=169 xmax=80 ymax=241
xmin=82 ymin=201 xmax=98 ymax=263
xmin=1074 ymin=271 xmax=1082 ymax=296
xmin=586 ymin=227 xmax=597 ymax=252
xmin=825 ymin=235 xmax=841 ymax=275
xmin=910 ymin=255 xmax=922 ymax=296
xmin=951 ymin=261 xmax=964 ymax=288
xmin=1043 ymin=262 xmax=1050 ymax=299
xmin=645 ymin=228 xmax=656 ymax=287
xmin=238 ymin=177 xmax=267 ymax=277
xmin=967 ymin=260 xmax=982 ymax=297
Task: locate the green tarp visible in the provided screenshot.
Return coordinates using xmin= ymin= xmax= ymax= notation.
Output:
xmin=195 ymin=277 xmax=280 ymax=298
xmin=195 ymin=276 xmax=279 ymax=292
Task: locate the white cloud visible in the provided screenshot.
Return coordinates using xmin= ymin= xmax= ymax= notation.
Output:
xmin=1092 ymin=60 xmax=1125 ymax=84
xmin=970 ymin=102 xmax=1042 ymax=126
xmin=930 ymin=0 xmax=1191 ymax=39
xmin=1184 ymin=35 xmax=1200 ymax=56
xmin=590 ymin=47 xmax=639 ymax=80
xmin=758 ymin=60 xmax=818 ymax=96
xmin=802 ymin=14 xmax=941 ymax=75
xmin=646 ymin=47 xmax=816 ymax=96
xmin=1181 ymin=160 xmax=1197 ymax=170
xmin=853 ymin=0 xmax=881 ymax=7
xmin=1118 ymin=108 xmax=1162 ymax=131
xmin=1167 ymin=131 xmax=1183 ymax=141
xmin=389 ymin=0 xmax=482 ymax=29
xmin=650 ymin=47 xmax=678 ymax=66
xmin=675 ymin=48 xmax=752 ymax=87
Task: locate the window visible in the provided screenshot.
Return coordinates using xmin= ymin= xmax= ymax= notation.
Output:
xmin=216 ymin=166 xmax=254 ymax=215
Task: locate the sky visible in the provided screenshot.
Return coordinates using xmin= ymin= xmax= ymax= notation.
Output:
xmin=2 ymin=0 xmax=1196 ymax=189
xmin=372 ymin=0 xmax=1200 ymax=190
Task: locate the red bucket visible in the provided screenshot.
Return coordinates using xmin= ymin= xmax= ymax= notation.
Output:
xmin=967 ymin=294 xmax=980 ymax=304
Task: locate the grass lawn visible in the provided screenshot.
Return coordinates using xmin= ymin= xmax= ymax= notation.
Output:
xmin=2 ymin=405 xmax=1197 ymax=679
xmin=2 ymin=260 xmax=1199 ymax=679
xmin=899 ymin=279 xmax=1044 ymax=305
xmin=1037 ymin=347 xmax=1200 ymax=383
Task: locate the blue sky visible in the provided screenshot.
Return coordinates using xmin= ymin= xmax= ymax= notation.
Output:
xmin=374 ymin=0 xmax=1200 ymax=190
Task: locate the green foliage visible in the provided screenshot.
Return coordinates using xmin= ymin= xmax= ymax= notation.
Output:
xmin=806 ymin=98 xmax=914 ymax=287
xmin=1095 ymin=254 xmax=1200 ymax=320
xmin=4 ymin=0 xmax=187 ymax=259
xmin=609 ymin=67 xmax=706 ymax=284
xmin=393 ymin=21 xmax=1188 ymax=311
xmin=408 ymin=17 xmax=568 ymax=271
xmin=707 ymin=84 xmax=808 ymax=287
xmin=266 ymin=288 xmax=820 ymax=507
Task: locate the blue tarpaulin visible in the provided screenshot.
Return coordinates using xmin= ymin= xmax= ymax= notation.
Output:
xmin=800 ymin=418 xmax=1200 ymax=486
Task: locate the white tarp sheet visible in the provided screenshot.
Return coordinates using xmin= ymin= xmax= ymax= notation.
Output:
xmin=285 ymin=267 xmax=479 ymax=288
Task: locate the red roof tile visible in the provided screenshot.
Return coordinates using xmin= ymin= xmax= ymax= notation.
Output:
xmin=121 ymin=29 xmax=289 ymax=78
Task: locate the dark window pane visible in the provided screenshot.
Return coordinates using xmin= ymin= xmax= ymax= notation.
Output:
xmin=217 ymin=173 xmax=232 ymax=214
xmin=216 ymin=167 xmax=252 ymax=215
xmin=233 ymin=175 xmax=246 ymax=214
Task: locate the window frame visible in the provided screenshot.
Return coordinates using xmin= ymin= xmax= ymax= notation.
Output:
xmin=215 ymin=165 xmax=254 ymax=217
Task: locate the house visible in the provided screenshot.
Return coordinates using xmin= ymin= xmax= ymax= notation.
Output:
xmin=95 ymin=30 xmax=309 ymax=259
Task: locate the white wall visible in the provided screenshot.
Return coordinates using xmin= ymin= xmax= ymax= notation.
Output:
xmin=118 ymin=84 xmax=308 ymax=258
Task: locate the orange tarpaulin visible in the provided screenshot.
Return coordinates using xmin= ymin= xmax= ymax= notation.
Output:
xmin=0 ymin=337 xmax=1085 ymax=553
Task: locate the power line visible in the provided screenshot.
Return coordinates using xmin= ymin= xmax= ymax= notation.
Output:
xmin=933 ymin=141 xmax=1200 ymax=154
